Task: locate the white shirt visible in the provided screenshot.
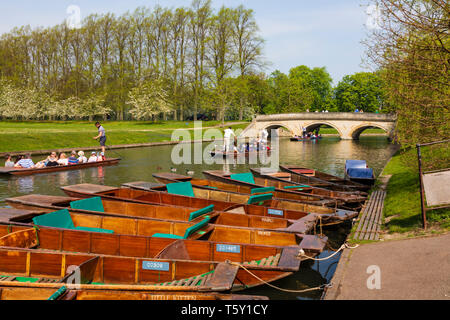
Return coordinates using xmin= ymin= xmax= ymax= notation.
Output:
xmin=57 ymin=159 xmax=68 ymax=166
xmin=88 ymin=156 xmax=98 ymax=163
xmin=78 ymin=156 xmax=88 ymax=163
xmin=261 ymin=129 xmax=268 ymax=139
xmin=224 ymin=129 xmax=235 ymax=139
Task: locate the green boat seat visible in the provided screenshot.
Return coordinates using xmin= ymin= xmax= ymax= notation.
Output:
xmin=251 ymin=187 xmax=275 ymax=194
xmin=152 ymin=217 xmax=211 ymax=239
xmin=283 ymin=185 xmax=310 ymax=190
xmin=183 ymin=217 xmax=210 ymax=238
xmin=247 ymin=193 xmax=273 ymax=205
xmin=32 ymin=209 xmax=75 ymax=229
xmin=74 ymin=226 xmax=114 ymax=234
xmin=166 ymin=181 xmax=195 ymax=198
xmin=70 ymin=197 xmax=105 ymax=212
xmin=230 ymin=172 xmax=255 ymax=184
xmin=32 ymin=209 xmax=113 ymax=234
xmin=150 ymin=234 xmax=185 ymax=240
xmin=188 ymin=205 xmax=214 ymax=221
xmin=48 ymin=286 xmax=67 ymax=300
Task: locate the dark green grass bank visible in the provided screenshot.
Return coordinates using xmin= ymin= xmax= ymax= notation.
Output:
xmin=382 ymin=150 xmax=450 ymax=233
xmin=0 ymin=121 xmax=249 ymax=153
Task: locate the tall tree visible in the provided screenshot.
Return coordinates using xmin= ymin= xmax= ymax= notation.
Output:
xmin=189 ymin=0 xmax=212 ymax=121
xmin=208 ymin=6 xmax=236 ymax=122
xmin=333 ymin=72 xmax=385 ymax=113
xmin=364 ymin=0 xmax=449 ymax=149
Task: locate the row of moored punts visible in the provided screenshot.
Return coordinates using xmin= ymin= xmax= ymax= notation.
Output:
xmin=0 ymin=163 xmax=374 ymax=300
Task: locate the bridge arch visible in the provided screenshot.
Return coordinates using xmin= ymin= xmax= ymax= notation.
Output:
xmin=262 ymin=122 xmax=297 ymax=137
xmin=304 ymin=122 xmax=344 ymax=139
xmin=350 ymin=123 xmax=390 ymax=140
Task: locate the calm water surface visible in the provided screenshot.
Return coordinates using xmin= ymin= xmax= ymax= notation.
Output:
xmin=0 ymin=136 xmax=398 ymax=300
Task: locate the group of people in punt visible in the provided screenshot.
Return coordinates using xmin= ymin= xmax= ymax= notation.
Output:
xmin=215 ymin=127 xmax=270 ymax=154
xmin=3 ymin=122 xmax=109 ymax=169
xmin=4 ymin=150 xmax=106 ymax=169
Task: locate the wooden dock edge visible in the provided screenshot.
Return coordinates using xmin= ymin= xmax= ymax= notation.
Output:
xmin=321 ymin=246 xmax=354 ymax=300
xmin=322 ymin=171 xmax=393 ymax=300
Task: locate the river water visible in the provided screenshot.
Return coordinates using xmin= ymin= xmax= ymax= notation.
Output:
xmin=0 ymin=136 xmax=398 ymax=300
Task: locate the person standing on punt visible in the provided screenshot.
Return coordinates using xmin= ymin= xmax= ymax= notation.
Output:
xmin=93 ymin=122 xmax=106 ymax=156
xmin=223 ymin=127 xmax=235 ymax=153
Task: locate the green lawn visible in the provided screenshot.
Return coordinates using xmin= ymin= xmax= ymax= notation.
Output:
xmin=382 ymin=150 xmax=450 ymax=233
xmin=0 ymin=120 xmax=249 ymax=153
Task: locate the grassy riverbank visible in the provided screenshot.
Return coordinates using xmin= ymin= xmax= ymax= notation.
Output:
xmin=0 ymin=120 xmax=249 ymax=153
xmin=382 ymin=150 xmax=450 ymax=233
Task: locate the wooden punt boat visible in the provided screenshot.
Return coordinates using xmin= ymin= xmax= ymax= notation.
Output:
xmin=203 ymin=170 xmax=365 ymax=208
xmin=0 ymin=219 xmax=327 ymax=261
xmin=5 ymin=194 xmax=321 ymax=235
xmin=279 ymin=165 xmax=370 ymax=191
xmin=0 ymin=158 xmax=120 ymax=176
xmin=1 ymin=204 xmax=325 ymax=249
xmin=0 ymin=285 xmax=268 ymax=300
xmin=114 ymin=182 xmax=358 ymax=224
xmin=345 ymin=160 xmax=376 ymax=186
xmin=0 ymin=219 xmax=323 ymax=293
xmin=0 ymin=246 xmax=295 ymax=293
xmin=150 ymin=173 xmax=338 ymax=208
xmin=152 ymin=171 xmax=365 ymax=203
xmin=249 ymin=168 xmax=367 ymax=205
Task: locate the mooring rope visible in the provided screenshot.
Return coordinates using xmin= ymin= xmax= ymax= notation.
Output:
xmin=227 ymin=261 xmax=331 ymax=293
xmin=297 ymin=242 xmax=360 ymax=262
xmin=226 ymin=241 xmax=359 ymax=294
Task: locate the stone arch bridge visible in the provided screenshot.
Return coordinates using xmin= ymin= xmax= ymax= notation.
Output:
xmin=239 ymin=113 xmax=397 ymax=140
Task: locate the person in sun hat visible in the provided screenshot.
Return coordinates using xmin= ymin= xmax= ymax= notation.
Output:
xmin=77 ymin=151 xmax=87 ymax=163
xmin=88 ymin=151 xmax=98 ymax=163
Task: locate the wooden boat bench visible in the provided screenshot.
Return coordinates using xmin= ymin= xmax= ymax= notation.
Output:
xmin=151 ymin=217 xmax=212 ymax=240
xmin=32 ymin=208 xmax=114 ymax=234
xmin=0 ymin=276 xmax=60 ymax=283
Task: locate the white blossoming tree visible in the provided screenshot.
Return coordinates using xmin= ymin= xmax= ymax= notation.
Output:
xmin=127 ymin=80 xmax=174 ymax=121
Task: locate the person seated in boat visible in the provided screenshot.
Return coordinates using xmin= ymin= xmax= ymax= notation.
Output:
xmin=68 ymin=151 xmax=79 ymax=165
xmin=98 ymin=152 xmax=106 ymax=161
xmin=45 ymin=152 xmax=59 ymax=167
xmin=57 ymin=153 xmax=69 ymax=166
xmin=77 ymin=151 xmax=87 ymax=164
xmin=13 ymin=155 xmax=23 ymax=165
xmin=34 ymin=152 xmax=58 ymax=168
xmin=14 ymin=153 xmax=35 ymax=168
xmin=88 ymin=152 xmax=98 ymax=163
xmin=4 ymin=154 xmax=15 ymax=168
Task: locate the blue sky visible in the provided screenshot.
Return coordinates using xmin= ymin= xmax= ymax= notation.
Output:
xmin=0 ymin=0 xmax=375 ymax=84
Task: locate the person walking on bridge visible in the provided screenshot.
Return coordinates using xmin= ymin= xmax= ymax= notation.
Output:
xmin=93 ymin=122 xmax=107 ymax=155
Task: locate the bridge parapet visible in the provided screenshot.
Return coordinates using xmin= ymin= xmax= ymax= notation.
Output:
xmin=255 ymin=112 xmax=397 ymax=122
